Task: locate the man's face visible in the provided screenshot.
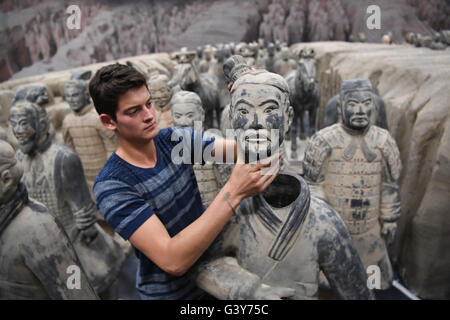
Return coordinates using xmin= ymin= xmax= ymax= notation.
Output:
xmin=112 ymin=85 xmax=158 ymax=142
xmin=29 ymin=86 xmax=49 ymax=106
xmin=341 ymin=90 xmax=373 ymax=130
xmin=231 ymin=84 xmax=289 ymax=160
xmin=64 ymin=84 xmax=88 ymax=112
xmin=171 ymin=103 xmax=203 ymax=129
xmin=9 ymin=106 xmax=38 ymax=154
xmin=151 ymin=84 xmax=171 ymax=108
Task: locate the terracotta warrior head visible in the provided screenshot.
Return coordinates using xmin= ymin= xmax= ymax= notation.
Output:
xmin=229 ymin=69 xmax=293 ymax=161
xmin=223 ymin=55 xmax=252 ymax=84
xmin=338 ymin=79 xmax=374 ymax=132
xmin=13 ymin=83 xmax=53 ymax=107
xmin=64 ymin=80 xmax=91 ymax=113
xmin=148 ymin=74 xmax=172 ymax=109
xmin=170 ymin=91 xmax=204 ymax=129
xmin=0 ymin=139 xmax=23 ymax=204
xmin=9 ymin=101 xmax=50 ymax=154
xmin=203 ymin=45 xmax=215 ymax=61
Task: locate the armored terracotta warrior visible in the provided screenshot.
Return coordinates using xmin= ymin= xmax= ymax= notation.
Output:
xmin=234 ymin=42 xmax=255 ymax=66
xmin=0 ymin=139 xmax=98 ymax=300
xmin=191 ymin=70 xmax=373 ymax=300
xmin=320 ymin=79 xmax=388 ymax=131
xmin=170 ymin=90 xmax=220 ymax=208
xmin=303 ymin=79 xmax=402 ymax=289
xmin=198 ymin=44 xmax=217 ymax=73
xmin=256 ymin=42 xmax=276 ymax=73
xmin=9 ymin=101 xmax=127 ymax=298
xmin=62 ymin=73 xmax=118 ymax=193
xmin=148 ymin=74 xmax=174 ymax=130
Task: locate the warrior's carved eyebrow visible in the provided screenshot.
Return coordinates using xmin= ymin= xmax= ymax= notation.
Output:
xmin=259 ymin=99 xmax=280 ymax=107
xmin=347 ymin=97 xmax=372 ymax=104
xmin=235 ymin=98 xmax=252 ymax=106
xmin=234 ymin=98 xmax=280 ymax=107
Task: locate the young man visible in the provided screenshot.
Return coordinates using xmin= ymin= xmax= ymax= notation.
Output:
xmin=89 ymin=64 xmax=279 ymax=300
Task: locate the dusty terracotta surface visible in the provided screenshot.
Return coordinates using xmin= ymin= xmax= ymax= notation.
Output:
xmin=9 ymin=101 xmax=127 ymax=297
xmin=304 ymin=111 xmax=402 ymax=289
xmin=192 ymin=70 xmax=372 ymax=300
xmin=0 ymin=139 xmax=98 ymax=300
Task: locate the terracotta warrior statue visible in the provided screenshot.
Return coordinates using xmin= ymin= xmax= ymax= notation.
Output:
xmin=198 ymin=44 xmax=217 ymax=74
xmin=255 ymin=42 xmax=276 ymax=73
xmin=9 ymin=101 xmax=127 ymax=298
xmin=273 ymin=47 xmax=297 ymax=76
xmin=234 ymin=42 xmax=255 ymax=66
xmin=320 ymin=79 xmax=389 ymax=131
xmin=62 ymin=72 xmax=118 ymax=193
xmin=0 ymin=139 xmax=98 ymax=300
xmin=0 ymin=90 xmax=17 ymax=148
xmin=303 ymin=79 xmax=402 ymax=290
xmin=148 ymin=73 xmax=174 ymax=130
xmin=12 ymin=82 xmax=71 ymax=144
xmin=191 ymin=69 xmax=373 ymax=300
xmin=170 ymin=90 xmax=221 ymax=208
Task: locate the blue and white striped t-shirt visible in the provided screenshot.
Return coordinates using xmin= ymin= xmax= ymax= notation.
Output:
xmin=93 ymin=127 xmax=215 ymax=300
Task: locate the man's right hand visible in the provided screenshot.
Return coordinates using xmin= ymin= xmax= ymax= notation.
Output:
xmin=223 ymin=153 xmax=281 ymax=209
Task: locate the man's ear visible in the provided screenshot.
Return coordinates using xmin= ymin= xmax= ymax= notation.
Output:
xmin=99 ymin=114 xmax=117 ymax=131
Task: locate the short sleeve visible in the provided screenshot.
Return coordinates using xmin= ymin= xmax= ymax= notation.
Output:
xmin=93 ymin=178 xmax=155 ymax=240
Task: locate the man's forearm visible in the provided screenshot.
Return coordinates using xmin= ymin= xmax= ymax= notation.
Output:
xmin=165 ymin=182 xmax=241 ymax=276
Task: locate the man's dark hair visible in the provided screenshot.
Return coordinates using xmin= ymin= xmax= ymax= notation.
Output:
xmin=89 ymin=63 xmax=148 ymax=120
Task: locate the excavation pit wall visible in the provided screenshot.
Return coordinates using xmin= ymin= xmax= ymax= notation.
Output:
xmin=291 ymin=41 xmax=450 ymax=299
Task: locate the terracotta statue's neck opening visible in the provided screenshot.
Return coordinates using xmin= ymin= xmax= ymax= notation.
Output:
xmin=261 ymin=173 xmax=300 ymax=209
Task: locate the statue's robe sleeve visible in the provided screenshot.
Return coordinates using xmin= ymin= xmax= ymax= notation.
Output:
xmin=59 ymin=149 xmax=97 ymax=230
xmin=303 ymin=132 xmax=332 ymax=202
xmin=379 ymin=131 xmax=402 ymax=223
xmin=190 ymin=209 xmax=262 ymax=300
xmin=62 ymin=116 xmax=75 ymax=150
xmin=21 ymin=203 xmax=99 ymax=299
xmin=315 ymin=202 xmax=375 ymax=300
